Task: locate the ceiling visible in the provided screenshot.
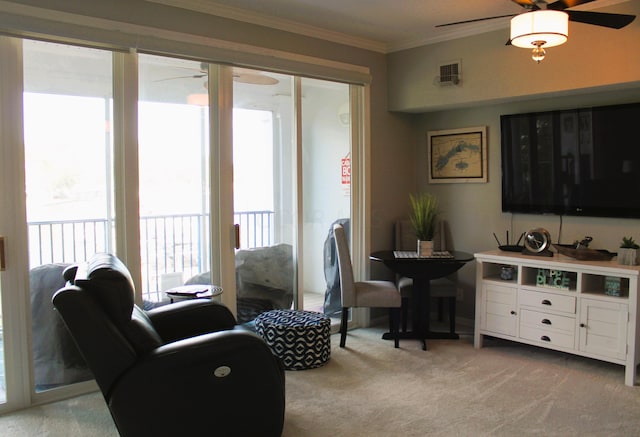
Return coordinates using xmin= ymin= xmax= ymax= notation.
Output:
xmin=149 ymin=0 xmax=631 ymax=53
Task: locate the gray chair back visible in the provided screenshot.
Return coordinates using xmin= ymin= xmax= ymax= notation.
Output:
xmin=333 ymin=223 xmax=355 ymax=308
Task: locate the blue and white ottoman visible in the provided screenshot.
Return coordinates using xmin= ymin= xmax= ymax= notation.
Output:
xmin=255 ymin=309 xmax=331 ymax=370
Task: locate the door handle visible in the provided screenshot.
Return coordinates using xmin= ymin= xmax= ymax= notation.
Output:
xmin=0 ymin=236 xmax=5 ymax=271
xmin=234 ymin=224 xmax=240 ymax=249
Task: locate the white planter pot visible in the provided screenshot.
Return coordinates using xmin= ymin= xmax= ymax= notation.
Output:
xmin=417 ymin=239 xmax=434 ymax=258
xmin=618 ymin=248 xmax=639 ymax=266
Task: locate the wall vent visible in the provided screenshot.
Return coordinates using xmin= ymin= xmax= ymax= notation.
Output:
xmin=436 ymin=61 xmax=461 ymax=86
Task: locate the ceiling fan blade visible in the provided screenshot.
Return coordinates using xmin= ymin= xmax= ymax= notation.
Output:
xmin=510 ymin=0 xmax=541 ymax=10
xmin=547 ymin=0 xmax=595 ymax=11
xmin=155 ymin=74 xmax=206 ymax=82
xmin=435 ymin=13 xmax=516 ymax=28
xmin=567 ymin=10 xmax=636 ymax=29
xmin=233 ymin=73 xmax=279 ymax=85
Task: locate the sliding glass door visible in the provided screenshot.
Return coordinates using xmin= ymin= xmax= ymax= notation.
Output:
xmin=232 ymin=69 xmax=297 ymax=322
xmin=138 ymin=54 xmax=212 ymax=303
xmin=232 ymin=70 xmax=352 ymax=323
xmin=23 ymin=40 xmax=114 ymax=396
xmin=0 ymin=36 xmax=365 ymax=413
xmin=300 ymin=78 xmax=351 ymax=321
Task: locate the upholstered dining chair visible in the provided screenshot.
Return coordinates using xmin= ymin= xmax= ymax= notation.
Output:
xmin=395 ymin=219 xmax=457 ymax=334
xmin=333 ymin=223 xmax=401 ymax=348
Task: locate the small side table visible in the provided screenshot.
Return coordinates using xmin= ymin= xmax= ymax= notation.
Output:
xmin=165 ymin=284 xmax=223 ymax=303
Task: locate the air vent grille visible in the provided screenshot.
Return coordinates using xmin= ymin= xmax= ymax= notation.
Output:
xmin=436 ymin=61 xmax=461 ymax=86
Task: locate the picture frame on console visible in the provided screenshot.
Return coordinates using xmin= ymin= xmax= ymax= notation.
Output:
xmin=427 ymin=126 xmax=487 ymax=184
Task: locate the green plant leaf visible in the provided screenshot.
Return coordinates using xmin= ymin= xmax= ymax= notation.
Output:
xmin=621 ymin=236 xmax=640 ymax=249
xmin=409 ymin=193 xmax=438 ymax=241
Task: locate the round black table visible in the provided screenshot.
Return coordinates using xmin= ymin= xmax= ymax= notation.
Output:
xmin=370 ymin=250 xmax=473 ymax=350
xmin=164 ymin=284 xmax=223 ymax=303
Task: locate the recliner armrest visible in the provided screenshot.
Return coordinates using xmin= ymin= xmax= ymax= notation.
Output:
xmin=62 ymin=264 xmax=79 ymax=283
xmin=146 ymin=299 xmax=237 ymax=343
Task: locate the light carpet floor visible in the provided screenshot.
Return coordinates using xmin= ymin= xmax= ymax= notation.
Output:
xmin=1 ymin=328 xmax=640 ymax=436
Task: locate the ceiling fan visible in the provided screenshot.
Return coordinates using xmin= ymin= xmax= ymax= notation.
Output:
xmin=436 ymin=0 xmax=636 ymax=62
xmin=157 ymin=63 xmax=280 ymax=85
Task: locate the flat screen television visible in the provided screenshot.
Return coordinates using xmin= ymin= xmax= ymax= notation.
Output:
xmin=501 ymin=101 xmax=640 ymax=219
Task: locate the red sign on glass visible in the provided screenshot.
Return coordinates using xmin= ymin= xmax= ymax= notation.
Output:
xmin=341 ymin=157 xmax=351 ymax=185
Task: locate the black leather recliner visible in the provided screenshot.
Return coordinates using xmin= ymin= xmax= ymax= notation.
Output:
xmin=52 ymin=253 xmax=285 ymax=437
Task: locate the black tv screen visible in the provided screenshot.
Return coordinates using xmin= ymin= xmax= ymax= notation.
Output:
xmin=501 ymin=102 xmax=640 ymax=219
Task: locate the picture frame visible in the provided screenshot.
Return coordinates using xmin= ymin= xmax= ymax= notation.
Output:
xmin=427 ymin=126 xmax=487 ymax=184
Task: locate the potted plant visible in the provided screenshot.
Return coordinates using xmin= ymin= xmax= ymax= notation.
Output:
xmin=408 ymin=192 xmax=438 ymax=257
xmin=618 ymin=236 xmax=639 ymax=266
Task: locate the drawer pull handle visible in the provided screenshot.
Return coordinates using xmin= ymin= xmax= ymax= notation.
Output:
xmin=510 ymin=310 xmax=517 ymax=315
xmin=541 ymin=335 xmax=551 ymax=342
xmin=541 ymin=299 xmax=552 ymax=306
xmin=580 ymin=323 xmax=586 ymax=328
xmin=541 ymin=319 xmax=551 ymax=325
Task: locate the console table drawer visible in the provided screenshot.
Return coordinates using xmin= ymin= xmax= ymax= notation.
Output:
xmin=519 ymin=325 xmax=575 ymax=349
xmin=520 ymin=309 xmax=575 ymax=334
xmin=519 ymin=289 xmax=576 ymax=314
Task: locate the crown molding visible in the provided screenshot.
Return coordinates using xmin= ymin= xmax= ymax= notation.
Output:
xmin=147 ymin=0 xmax=389 ymax=53
xmin=389 ymin=18 xmax=513 ymax=52
xmin=148 ymin=0 xmax=634 ymax=54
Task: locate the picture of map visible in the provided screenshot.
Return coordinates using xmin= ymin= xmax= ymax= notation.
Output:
xmin=427 ymin=127 xmax=487 ymax=184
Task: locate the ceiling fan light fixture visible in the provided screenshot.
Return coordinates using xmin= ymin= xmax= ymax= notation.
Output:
xmin=511 ymin=10 xmax=568 ymax=62
xmin=531 ymin=44 xmax=546 ymax=63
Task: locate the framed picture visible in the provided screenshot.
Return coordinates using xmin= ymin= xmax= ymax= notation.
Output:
xmin=427 ymin=126 xmax=487 ymax=183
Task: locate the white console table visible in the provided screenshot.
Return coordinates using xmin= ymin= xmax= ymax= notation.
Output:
xmin=474 ymin=250 xmax=640 ymax=386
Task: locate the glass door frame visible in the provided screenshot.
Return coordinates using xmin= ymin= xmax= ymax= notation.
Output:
xmin=345 ymin=84 xmax=371 ymax=329
xmin=0 ymin=39 xmax=369 ymax=412
xmin=0 ymin=35 xmax=32 ymax=414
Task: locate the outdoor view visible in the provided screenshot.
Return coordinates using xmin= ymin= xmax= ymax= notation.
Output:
xmin=23 ymin=47 xmax=275 ymax=298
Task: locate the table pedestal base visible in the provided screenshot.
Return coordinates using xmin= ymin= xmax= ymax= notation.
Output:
xmin=382 ymin=331 xmax=459 ymax=350
xmin=369 ymin=249 xmax=472 ymax=351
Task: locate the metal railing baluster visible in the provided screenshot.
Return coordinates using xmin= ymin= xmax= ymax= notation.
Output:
xmin=27 ymin=211 xmax=274 ymax=302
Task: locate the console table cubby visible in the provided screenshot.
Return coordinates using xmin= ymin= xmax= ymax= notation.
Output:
xmin=474 ymin=250 xmax=640 ymax=386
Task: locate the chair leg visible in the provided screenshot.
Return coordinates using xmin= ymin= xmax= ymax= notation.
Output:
xmin=390 ymin=307 xmax=400 ymax=348
xmin=339 ymin=308 xmax=349 ymax=348
xmin=448 ymin=297 xmax=456 ymax=334
xmin=401 ymin=297 xmax=409 ymax=333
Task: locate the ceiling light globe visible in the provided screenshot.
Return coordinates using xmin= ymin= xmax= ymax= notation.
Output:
xmin=531 ymin=46 xmax=546 ymax=63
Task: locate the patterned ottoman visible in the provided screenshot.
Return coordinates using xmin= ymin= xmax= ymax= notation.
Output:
xmin=255 ymin=309 xmax=331 ymax=370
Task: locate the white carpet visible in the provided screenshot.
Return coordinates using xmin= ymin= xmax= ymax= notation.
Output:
xmin=283 ymin=329 xmax=640 ymax=436
xmin=2 ymin=328 xmax=640 ymax=436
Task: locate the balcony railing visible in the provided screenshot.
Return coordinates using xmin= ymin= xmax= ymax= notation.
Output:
xmin=28 ymin=210 xmax=274 ymax=302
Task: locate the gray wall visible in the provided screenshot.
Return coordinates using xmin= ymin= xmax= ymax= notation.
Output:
xmin=388 ymin=1 xmax=640 ymax=113
xmin=388 ymin=1 xmax=640 ymax=319
xmin=416 ymin=88 xmax=640 ymax=319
